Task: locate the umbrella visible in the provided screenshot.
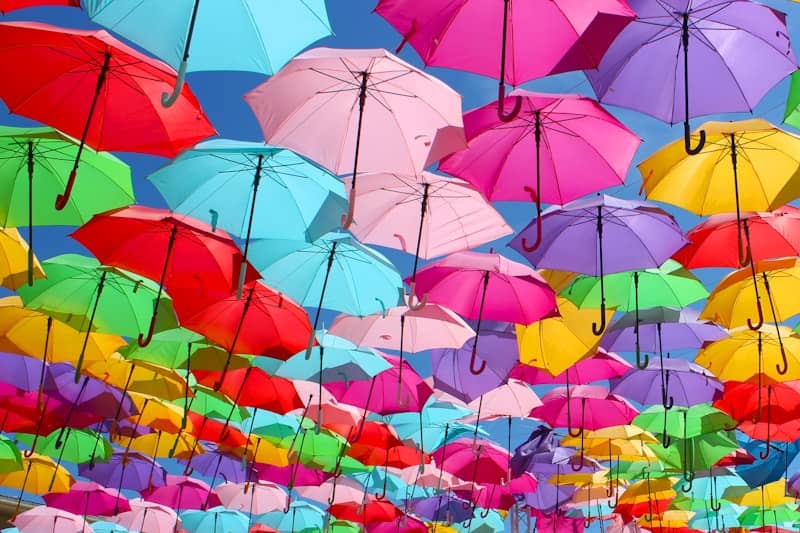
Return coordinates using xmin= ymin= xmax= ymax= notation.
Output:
xmin=586 ymin=0 xmax=796 ymax=154
xmin=696 ymin=327 xmax=800 ymax=382
xmin=610 ymin=357 xmax=723 ymax=408
xmin=0 ymin=21 xmax=215 ymax=207
xmin=244 ymin=47 xmax=466 ymax=228
xmin=0 ymin=0 xmax=78 ymax=11
xmin=18 ymin=254 xmax=179 ymax=379
xmin=250 ymin=232 xmax=404 ymax=356
xmin=439 ymin=90 xmax=640 ymax=248
xmin=512 ymin=348 xmax=631 ymax=386
xmin=328 ymin=302 xmax=474 ymax=354
xmin=214 ymin=480 xmax=286 ymax=515
xmin=0 ymin=228 xmax=43 ymax=290
xmin=149 ymin=139 xmax=348 ymax=293
xmin=12 ymin=507 xmax=91 ymax=533
xmin=71 ymin=205 xmax=260 ymax=346
xmin=141 ymin=475 xmax=219 ymax=511
xmin=79 ymin=451 xmax=165 ymax=497
xmin=640 ymin=120 xmax=800 ymax=266
xmin=180 ymin=506 xmax=249 ymax=533
xmin=43 ymin=481 xmax=128 ymax=517
xmin=0 ymin=126 xmax=133 ymax=285
xmin=84 ymin=0 xmax=331 ymax=105
xmin=374 ymin=0 xmax=634 ymax=120
xmin=112 ymin=499 xmax=179 ymax=533
xmin=510 ymin=194 xmax=687 ymax=334
xmin=409 ymin=250 xmax=556 ymax=374
xmin=674 ymin=206 xmax=800 ymax=269
xmin=255 ymin=501 xmax=325 ymax=532
xmin=345 ymin=171 xmax=511 ymax=305
xmin=0 ymin=454 xmax=73 ymax=516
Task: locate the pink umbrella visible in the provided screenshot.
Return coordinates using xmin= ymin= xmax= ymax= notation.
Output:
xmin=215 ymin=480 xmax=287 ymax=515
xmin=345 ymin=171 xmax=512 ymax=306
xmin=464 ymin=379 xmax=542 ymax=421
xmin=375 ymin=0 xmax=634 ymax=119
xmin=255 ymin=463 xmax=331 ymax=488
xmin=141 ymin=474 xmax=219 ymax=511
xmin=112 ymin=498 xmax=180 ymax=533
xmin=409 ymin=250 xmax=557 ymax=373
xmin=440 ymin=91 xmax=640 ymax=249
xmin=511 ymin=348 xmax=632 ymax=386
xmin=43 ymin=481 xmax=129 ymax=517
xmin=13 ymin=506 xmax=92 ymax=533
xmin=458 ymin=473 xmax=538 ymax=510
xmin=297 ymin=476 xmax=364 ymax=506
xmin=244 ymin=47 xmax=466 ymax=228
xmin=398 ymin=463 xmax=471 ymax=491
xmin=329 ymin=303 xmax=475 ymax=353
xmin=324 ymin=354 xmax=433 ymax=415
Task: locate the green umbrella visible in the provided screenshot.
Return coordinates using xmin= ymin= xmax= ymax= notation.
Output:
xmin=561 ymin=259 xmax=707 ymax=311
xmin=172 ymin=385 xmax=249 ymax=424
xmin=0 ymin=126 xmax=133 ymax=285
xmin=328 ymin=520 xmax=361 ymax=533
xmin=250 ymin=410 xmax=312 ymax=446
xmin=0 ymin=435 xmax=22 ymax=474
xmin=785 ymin=70 xmax=800 ymax=130
xmin=18 ymin=254 xmax=178 ymax=379
xmin=739 ymin=503 xmax=800 ymax=528
xmin=650 ymin=433 xmax=738 ymax=487
xmin=17 ymin=428 xmax=111 ymax=466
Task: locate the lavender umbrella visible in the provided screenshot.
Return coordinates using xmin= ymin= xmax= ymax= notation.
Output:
xmin=80 ymin=451 xmax=166 ymax=512
xmin=0 ymin=351 xmax=47 ymax=393
xmin=610 ymin=357 xmax=723 ymax=407
xmin=584 ymin=0 xmax=797 ymax=154
xmin=183 ymin=443 xmax=252 ymax=485
xmin=408 ymin=494 xmax=472 ymax=523
xmin=510 ymin=195 xmax=687 ymax=334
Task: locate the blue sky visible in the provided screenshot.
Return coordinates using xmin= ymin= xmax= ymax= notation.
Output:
xmin=3 ymin=1 xmax=800 ymax=528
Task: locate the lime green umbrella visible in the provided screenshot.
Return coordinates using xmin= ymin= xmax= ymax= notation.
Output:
xmin=649 ymin=433 xmax=738 ymax=485
xmin=785 ymin=71 xmax=800 ymax=130
xmin=328 ymin=520 xmax=361 ymax=533
xmin=18 ymin=254 xmax=178 ymax=379
xmin=17 ymin=429 xmax=111 ymax=466
xmin=0 ymin=126 xmax=133 ymax=285
xmin=172 ymin=385 xmax=249 ymax=423
xmin=561 ymin=259 xmax=707 ymax=311
xmin=739 ymin=503 xmax=800 ymax=528
xmin=0 ymin=435 xmax=22 ymax=474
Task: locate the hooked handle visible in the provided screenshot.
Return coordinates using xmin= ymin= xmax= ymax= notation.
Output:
xmin=162 ymin=60 xmax=188 ymax=108
xmin=137 ymin=312 xmax=158 ymax=347
xmin=55 ymin=168 xmax=78 ymax=211
xmin=683 ymin=122 xmax=706 ymax=155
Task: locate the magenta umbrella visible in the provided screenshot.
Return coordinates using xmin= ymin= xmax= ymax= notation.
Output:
xmin=141 ymin=474 xmax=219 ymax=511
xmin=439 ymin=91 xmax=640 ymax=249
xmin=409 ymin=250 xmax=557 ymax=374
xmin=375 ymin=0 xmax=635 ymax=120
xmin=244 ymin=47 xmax=466 ymax=228
xmin=43 ymin=481 xmax=129 ymax=517
xmin=511 ymin=348 xmax=632 ymax=386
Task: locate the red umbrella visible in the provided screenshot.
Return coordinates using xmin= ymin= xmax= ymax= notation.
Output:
xmin=178 ymin=281 xmax=312 ymax=383
xmin=673 ymin=206 xmax=800 ymax=269
xmin=0 ymin=22 xmax=215 ymax=208
xmin=329 ymin=500 xmax=403 ymax=524
xmin=71 ymin=206 xmax=260 ymax=347
xmin=0 ymin=0 xmax=78 ymax=11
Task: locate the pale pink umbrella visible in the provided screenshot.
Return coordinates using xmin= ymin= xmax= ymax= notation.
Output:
xmin=297 ymin=476 xmax=365 ymax=506
xmin=329 ymin=303 xmax=474 ymax=353
xmin=344 ymin=171 xmax=512 ymax=306
xmin=440 ymin=90 xmax=640 ymax=250
xmin=112 ymin=498 xmax=180 ymax=533
xmin=244 ymin=47 xmax=466 ymax=228
xmin=13 ymin=506 xmax=92 ymax=533
xmin=398 ymin=463 xmax=471 ymax=491
xmin=374 ymin=0 xmax=635 ymax=119
xmin=215 ymin=480 xmax=287 ymax=515
xmin=464 ymin=379 xmax=542 ymax=422
xmin=409 ymin=250 xmax=558 ymax=373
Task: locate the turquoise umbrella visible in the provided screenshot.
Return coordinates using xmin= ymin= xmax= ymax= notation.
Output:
xmin=251 ymin=232 xmax=404 ymax=356
xmin=382 ymin=398 xmax=485 ymax=453
xmin=180 ymin=506 xmax=249 ymax=533
xmin=149 ymin=140 xmax=347 ymax=294
xmin=256 ymin=501 xmax=326 ymax=532
xmin=90 ymin=522 xmax=130 ymax=533
xmin=84 ymin=0 xmax=332 ymax=105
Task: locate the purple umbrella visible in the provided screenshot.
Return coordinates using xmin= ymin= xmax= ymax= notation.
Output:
xmin=585 ymin=0 xmax=797 ymax=154
xmin=0 ymin=351 xmax=47 ymax=393
xmin=408 ymin=494 xmax=472 ymax=523
xmin=183 ymin=443 xmax=252 ymax=485
xmin=509 ymin=195 xmax=687 ymax=335
xmin=80 ymin=451 xmax=166 ymax=512
xmin=610 ymin=357 xmax=723 ymax=407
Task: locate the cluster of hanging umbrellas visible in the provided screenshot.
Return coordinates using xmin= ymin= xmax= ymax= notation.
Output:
xmin=2 ymin=0 xmax=800 ymax=532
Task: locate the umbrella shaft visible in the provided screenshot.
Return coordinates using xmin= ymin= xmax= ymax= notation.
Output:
xmin=73 ymin=51 xmax=112 ymax=170
xmin=181 ymin=0 xmax=202 ymax=61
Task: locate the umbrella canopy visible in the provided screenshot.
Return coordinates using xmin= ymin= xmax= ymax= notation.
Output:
xmin=0 ymin=0 xmax=78 ymax=11
xmin=611 ymin=358 xmax=723 ymax=407
xmin=141 ymin=475 xmax=219 ymax=511
xmin=180 ymin=506 xmax=249 ymax=533
xmin=586 ymin=0 xmax=796 ymax=153
xmin=214 ymin=480 xmax=286 ymax=515
xmin=0 ymin=228 xmax=43 ymax=290
xmin=43 ymin=481 xmax=128 ymax=517
xmin=13 ymin=507 xmax=92 ymax=533
xmin=696 ymin=327 xmax=800 ymax=382
xmin=112 ymin=499 xmax=179 ymax=533
xmin=532 ymin=385 xmax=639 ymax=433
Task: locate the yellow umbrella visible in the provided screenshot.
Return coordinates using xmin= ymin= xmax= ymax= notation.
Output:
xmin=551 ymin=469 xmax=609 ymax=487
xmin=538 ymin=269 xmax=578 ymax=293
xmin=245 ymin=435 xmax=290 ymax=468
xmin=0 ymin=453 xmax=72 ymax=495
xmin=0 ymin=296 xmax=122 ymax=366
xmin=561 ymin=436 xmax=658 ymax=463
xmin=0 ymin=228 xmax=43 ymax=290
xmin=111 ymin=430 xmax=200 ymax=461
xmin=723 ymin=479 xmax=794 ymax=507
xmin=695 ymin=326 xmax=800 ymax=382
xmin=639 ymin=509 xmax=693 ymax=529
xmin=85 ymin=352 xmax=188 ymax=401
xmin=125 ymin=393 xmax=192 ymax=435
xmin=516 ymin=297 xmax=614 ymax=375
xmin=617 ymin=476 xmax=677 ymax=507
xmin=640 ymin=119 xmax=800 ymax=265
xmin=579 ymin=425 xmax=659 ymax=444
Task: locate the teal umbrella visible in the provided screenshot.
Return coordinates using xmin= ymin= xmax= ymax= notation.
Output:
xmin=382 ymin=398 xmax=484 ymax=453
xmin=149 ymin=140 xmax=347 ymax=294
xmin=84 ymin=0 xmax=331 ymax=105
xmin=256 ymin=501 xmax=326 ymax=532
xmin=251 ymin=232 xmax=404 ymax=357
xmin=180 ymin=506 xmax=249 ymax=533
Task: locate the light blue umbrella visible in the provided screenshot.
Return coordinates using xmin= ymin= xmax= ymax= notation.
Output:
xmin=381 ymin=398 xmax=484 ymax=453
xmin=91 ymin=522 xmax=131 ymax=533
xmin=83 ymin=0 xmax=332 ymax=105
xmin=454 ymin=508 xmax=506 ymax=533
xmin=250 ymin=232 xmax=404 ymax=354
xmin=149 ymin=140 xmax=347 ymax=294
xmin=180 ymin=506 xmax=249 ymax=533
xmin=256 ymin=501 xmax=325 ymax=532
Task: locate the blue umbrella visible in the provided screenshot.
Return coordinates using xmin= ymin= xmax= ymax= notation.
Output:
xmin=381 ymin=398 xmax=483 ymax=453
xmin=149 ymin=140 xmax=347 ymax=294
xmin=736 ymin=440 xmax=800 ymax=488
xmin=256 ymin=501 xmax=325 ymax=532
xmin=91 ymin=522 xmax=130 ymax=533
xmin=83 ymin=0 xmax=332 ymax=105
xmin=250 ymin=232 xmax=404 ymax=356
xmin=181 ymin=506 xmax=249 ymax=533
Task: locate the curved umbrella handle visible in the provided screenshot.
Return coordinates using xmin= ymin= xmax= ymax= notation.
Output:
xmin=341 ymin=187 xmax=356 ymax=229
xmin=636 ymin=348 xmax=649 ymax=370
xmin=683 ymin=122 xmax=706 ymax=155
xmin=681 ymin=471 xmax=694 ymax=493
xmin=283 ymin=492 xmax=293 ymax=514
xmin=776 ymin=343 xmax=789 ymax=376
xmin=375 ymin=474 xmax=388 ymax=501
xmin=162 ymin=60 xmax=188 ymax=108
xmin=469 ymin=342 xmax=487 ymax=375
xmin=571 ymin=433 xmax=585 ymax=472
xmin=568 ymin=398 xmax=585 ymax=438
xmin=137 ymin=312 xmax=158 ymax=347
xmin=406 ymin=280 xmax=427 ymax=311
xmin=747 ymin=298 xmax=764 ymax=331
xmin=520 ymin=187 xmax=543 ymax=252
xmin=54 ymin=168 xmax=78 ymax=211
xmin=497 ymin=83 xmax=522 ymax=122
xmin=591 ymin=302 xmax=607 ymax=336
